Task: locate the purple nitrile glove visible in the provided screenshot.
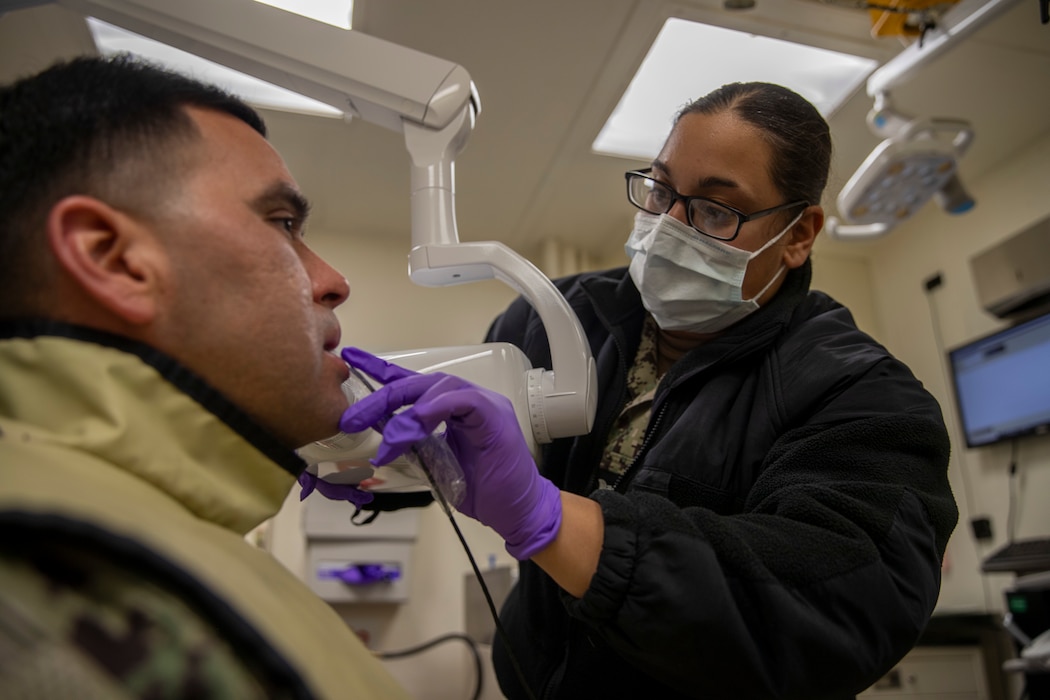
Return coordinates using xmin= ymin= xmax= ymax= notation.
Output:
xmin=338 ymin=347 xmax=562 ymax=560
xmin=320 ymin=563 xmax=401 ymax=586
xmin=298 ymin=470 xmax=375 ymax=508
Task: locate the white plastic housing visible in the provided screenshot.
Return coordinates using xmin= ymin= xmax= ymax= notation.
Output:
xmin=297 ymin=343 xmax=541 ymax=469
xmin=54 ymin=0 xmax=478 ymax=132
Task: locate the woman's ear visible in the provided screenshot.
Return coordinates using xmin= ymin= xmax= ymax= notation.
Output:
xmin=46 ymin=195 xmax=165 ymax=325
xmin=782 ymin=205 xmax=824 ymax=269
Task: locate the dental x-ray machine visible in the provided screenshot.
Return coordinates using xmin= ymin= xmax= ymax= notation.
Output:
xmin=14 ymin=0 xmax=598 ymax=485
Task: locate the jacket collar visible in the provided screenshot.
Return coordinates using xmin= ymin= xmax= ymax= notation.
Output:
xmin=0 ymin=319 xmax=303 ymax=534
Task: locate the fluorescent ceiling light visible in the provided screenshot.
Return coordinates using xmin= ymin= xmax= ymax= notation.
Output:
xmin=253 ymin=0 xmax=353 ymax=30
xmin=87 ymin=18 xmax=344 ymax=118
xmin=593 ymin=17 xmax=878 ymax=160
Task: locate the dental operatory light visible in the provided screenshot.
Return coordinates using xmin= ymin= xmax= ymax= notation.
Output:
xmin=592 ymin=17 xmax=877 ymax=160
xmin=825 ymin=92 xmax=974 ymax=239
xmin=87 ymin=18 xmax=344 ymax=118
xmin=824 ymin=0 xmax=1029 ymax=240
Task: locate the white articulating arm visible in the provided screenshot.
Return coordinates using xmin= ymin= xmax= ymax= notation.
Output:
xmin=402 ymin=115 xmax=597 ymax=440
xmin=51 ymin=0 xmax=477 ymax=132
xmin=23 ymin=0 xmax=597 ymax=440
xmin=408 ymin=241 xmax=597 ymax=441
xmin=866 ymin=0 xmax=1022 ymax=97
xmin=826 ymin=0 xmax=1006 ymax=241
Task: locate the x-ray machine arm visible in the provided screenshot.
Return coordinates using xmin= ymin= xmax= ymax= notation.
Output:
xmin=17 ymin=0 xmax=597 ymax=445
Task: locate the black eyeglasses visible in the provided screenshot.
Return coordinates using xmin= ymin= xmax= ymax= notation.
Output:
xmin=624 ymin=169 xmax=808 ymax=242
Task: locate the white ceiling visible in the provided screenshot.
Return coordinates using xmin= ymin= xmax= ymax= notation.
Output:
xmin=2 ymin=0 xmax=1049 ymax=265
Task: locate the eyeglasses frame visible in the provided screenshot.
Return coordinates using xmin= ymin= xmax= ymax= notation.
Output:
xmin=624 ymin=168 xmax=808 ymax=242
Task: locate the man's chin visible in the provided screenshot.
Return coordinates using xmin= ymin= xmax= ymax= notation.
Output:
xmin=295 ymin=421 xmax=344 ymax=451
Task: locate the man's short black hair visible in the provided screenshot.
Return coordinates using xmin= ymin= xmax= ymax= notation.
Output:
xmin=0 ymin=54 xmax=267 ymax=316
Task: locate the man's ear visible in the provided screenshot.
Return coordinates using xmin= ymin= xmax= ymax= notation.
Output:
xmin=46 ymin=195 xmax=164 ymax=325
xmin=782 ymin=205 xmax=824 ymax=269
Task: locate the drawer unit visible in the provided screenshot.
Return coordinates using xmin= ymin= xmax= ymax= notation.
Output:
xmin=859 ymin=646 xmax=987 ymax=699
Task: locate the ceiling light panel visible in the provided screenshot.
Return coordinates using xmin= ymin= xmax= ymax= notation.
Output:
xmin=593 ymin=17 xmax=878 ymax=160
xmin=253 ymin=0 xmax=354 ymax=30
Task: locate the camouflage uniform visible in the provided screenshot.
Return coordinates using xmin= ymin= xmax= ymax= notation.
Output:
xmin=0 ymin=539 xmax=272 ymax=699
xmin=0 ymin=322 xmax=411 ymax=700
xmin=597 ymin=315 xmax=661 ymax=490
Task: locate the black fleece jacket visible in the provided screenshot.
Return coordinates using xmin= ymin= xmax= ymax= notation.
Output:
xmin=485 ymin=260 xmax=958 ymax=700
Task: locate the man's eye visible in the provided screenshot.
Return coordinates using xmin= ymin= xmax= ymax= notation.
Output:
xmin=274 ymin=216 xmax=305 ymax=238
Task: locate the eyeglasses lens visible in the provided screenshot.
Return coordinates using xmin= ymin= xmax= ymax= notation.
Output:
xmin=688 ymin=200 xmax=738 ymax=240
xmin=627 ymin=173 xmax=740 ymax=240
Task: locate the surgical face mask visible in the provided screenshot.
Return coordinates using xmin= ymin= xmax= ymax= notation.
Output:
xmin=625 ymin=210 xmax=802 ymax=334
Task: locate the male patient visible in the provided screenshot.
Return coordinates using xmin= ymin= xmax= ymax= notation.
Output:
xmin=0 ymin=55 xmax=409 ymax=698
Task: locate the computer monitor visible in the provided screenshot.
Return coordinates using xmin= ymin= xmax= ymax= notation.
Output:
xmin=947 ymin=311 xmax=1050 ymax=448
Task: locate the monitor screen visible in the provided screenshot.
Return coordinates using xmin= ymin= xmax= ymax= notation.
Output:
xmin=948 ymin=311 xmax=1050 ymax=448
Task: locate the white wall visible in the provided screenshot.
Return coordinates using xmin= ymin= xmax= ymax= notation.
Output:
xmin=811 ymin=252 xmax=884 ymax=339
xmin=859 ymin=130 xmax=1050 ymax=615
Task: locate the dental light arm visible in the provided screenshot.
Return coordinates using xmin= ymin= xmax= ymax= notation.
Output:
xmin=865 ymin=0 xmax=1023 ymax=99
xmin=824 ymin=0 xmax=1003 ymax=240
xmin=28 ymin=0 xmax=597 ymax=446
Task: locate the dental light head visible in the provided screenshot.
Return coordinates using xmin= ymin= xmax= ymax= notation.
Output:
xmin=826 ymin=92 xmax=975 ymax=240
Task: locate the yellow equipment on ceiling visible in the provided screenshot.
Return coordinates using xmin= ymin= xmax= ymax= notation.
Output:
xmin=868 ymin=0 xmax=963 ymax=38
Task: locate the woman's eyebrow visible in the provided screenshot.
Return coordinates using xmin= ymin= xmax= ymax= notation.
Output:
xmin=652 ymin=159 xmax=739 ymax=191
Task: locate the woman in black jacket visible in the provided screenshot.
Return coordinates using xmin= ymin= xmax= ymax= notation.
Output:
xmin=342 ymin=82 xmax=959 ymax=700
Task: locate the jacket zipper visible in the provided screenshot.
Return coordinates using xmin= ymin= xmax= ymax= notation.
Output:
xmin=540 ymin=650 xmax=567 ymax=700
xmin=580 ymin=314 xmax=631 ymax=495
xmin=611 ymin=401 xmax=668 ymax=493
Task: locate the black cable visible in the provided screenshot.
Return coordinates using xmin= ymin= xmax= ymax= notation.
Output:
xmin=375 ymin=632 xmax=483 ymax=700
xmin=438 ymin=502 xmax=538 ymax=700
xmin=1006 ymin=438 xmax=1020 ymax=543
xmin=862 ymin=1 xmax=951 ymax=47
xmin=924 ymin=287 xmax=981 ymax=524
xmin=408 ymin=444 xmax=538 ymax=700
xmin=347 ymin=366 xmax=540 ymax=700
